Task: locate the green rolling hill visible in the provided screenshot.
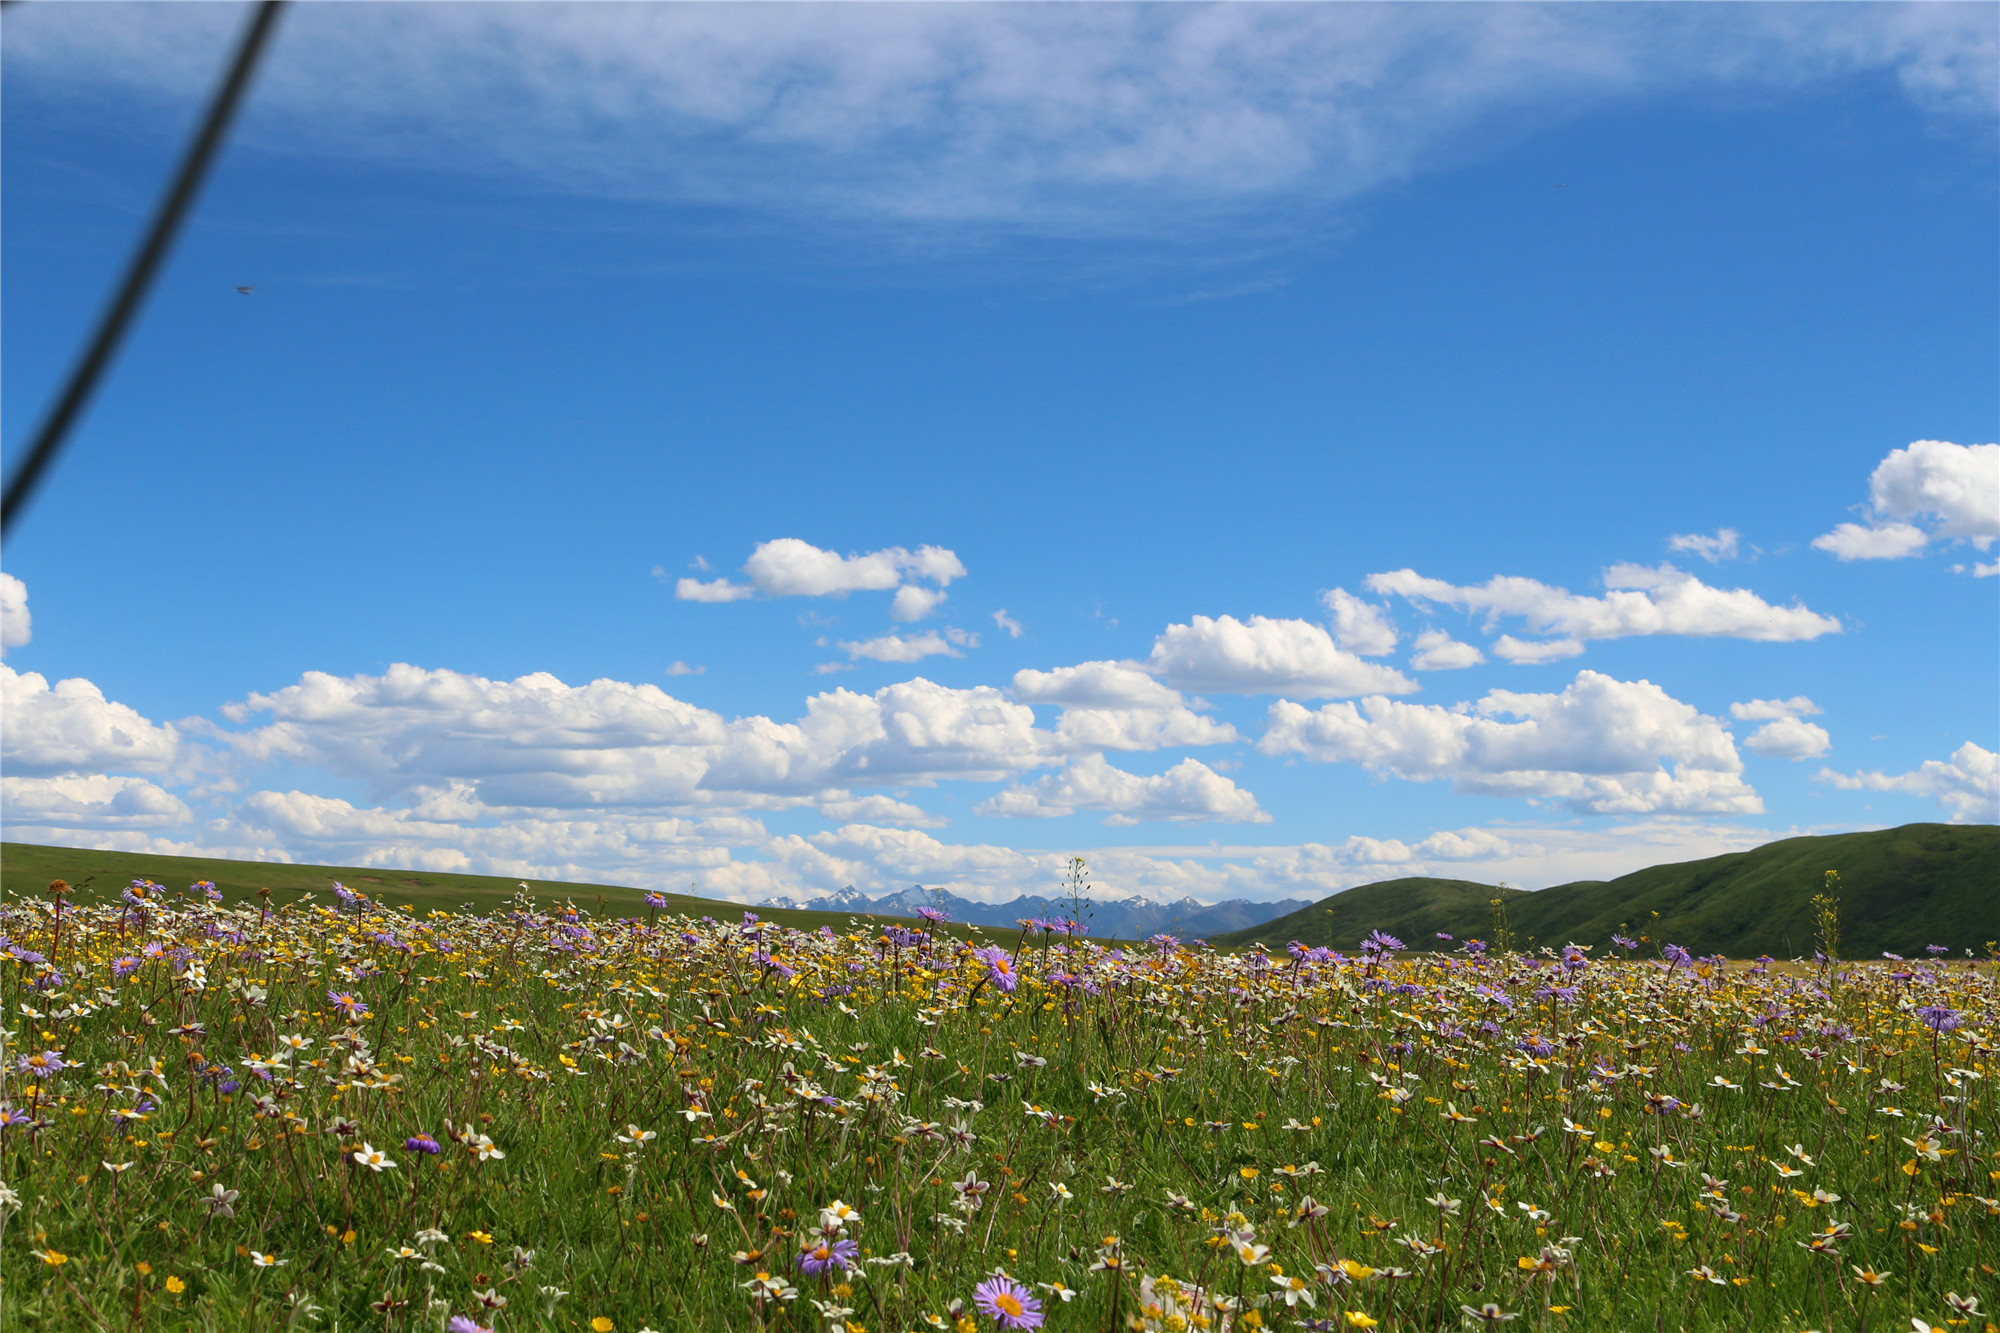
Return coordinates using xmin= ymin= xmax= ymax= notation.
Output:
xmin=0 ymin=842 xmax=990 ymax=939
xmin=1211 ymin=823 xmax=1999 ymax=959
xmin=6 ymin=823 xmax=1993 ymax=958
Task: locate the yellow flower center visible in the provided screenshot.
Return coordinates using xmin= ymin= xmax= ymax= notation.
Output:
xmin=995 ymin=1293 xmax=1025 ymax=1317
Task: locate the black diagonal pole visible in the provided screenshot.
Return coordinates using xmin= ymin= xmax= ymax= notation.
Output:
xmin=1 ymin=0 xmax=286 ymax=535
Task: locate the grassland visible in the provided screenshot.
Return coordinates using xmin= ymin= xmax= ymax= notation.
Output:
xmin=1214 ymin=823 xmax=2000 ymax=959
xmin=0 ymin=840 xmax=978 ymax=941
xmin=2 ymin=881 xmax=1993 ymax=1332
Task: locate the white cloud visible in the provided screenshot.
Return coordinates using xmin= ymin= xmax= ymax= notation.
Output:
xmin=1146 ymin=615 xmax=1417 ymax=698
xmin=992 ymin=609 xmax=1024 ymax=639
xmin=745 ymin=538 xmax=964 ymax=597
xmin=1730 ymin=696 xmax=1822 ymax=721
xmin=1052 ymin=707 xmax=1240 ymax=753
xmin=214 ymin=664 xmax=1056 ymax=811
xmin=1667 ymin=528 xmax=1741 ymax=563
xmin=1321 ymin=588 xmax=1398 ymax=656
xmin=838 ymin=627 xmax=976 ymax=664
xmin=1013 ymin=660 xmax=1181 ymax=710
xmin=1816 ymin=742 xmax=1999 ymax=823
xmin=1813 ymin=440 xmax=2000 ymax=563
xmin=1810 ymin=521 xmax=1930 ymax=562
xmin=1408 ymin=629 xmax=1486 ymax=671
xmin=976 ymin=754 xmax=1269 ymax=825
xmin=675 ymin=575 xmax=756 ymax=602
xmin=1258 ymin=668 xmax=1760 ymax=815
xmin=1491 ymin=636 xmax=1585 ymax=665
xmin=1368 ymin=562 xmax=1840 ymax=646
xmin=1957 ymin=559 xmax=2000 ymax=578
xmin=891 ymin=585 xmax=947 ymax=622
xmin=9 ymin=5 xmax=1988 ymax=241
xmin=664 ymin=660 xmax=705 ymax=677
xmin=0 ymin=774 xmax=191 ymax=830
xmin=1 ymin=664 xmax=183 ymax=777
xmin=1012 ymin=660 xmax=1237 ymax=752
xmin=682 ymin=538 xmax=968 ymax=613
xmin=1743 ymin=717 xmax=1831 ymax=761
xmin=0 ymin=573 xmax=29 ymax=654
xmin=813 ymin=790 xmax=948 ymax=828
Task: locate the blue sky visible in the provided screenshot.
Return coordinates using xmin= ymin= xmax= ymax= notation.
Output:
xmin=3 ymin=2 xmax=1995 ymax=904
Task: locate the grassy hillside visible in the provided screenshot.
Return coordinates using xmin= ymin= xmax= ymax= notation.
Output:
xmin=1210 ymin=875 xmax=1532 ymax=954
xmin=0 ymin=841 xmax=994 ymax=940
xmin=1213 ymin=823 xmax=1999 ymax=958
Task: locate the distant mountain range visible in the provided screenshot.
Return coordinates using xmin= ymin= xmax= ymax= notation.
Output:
xmin=1210 ymin=822 xmax=1998 ymax=959
xmin=767 ymin=883 xmax=1315 ymax=941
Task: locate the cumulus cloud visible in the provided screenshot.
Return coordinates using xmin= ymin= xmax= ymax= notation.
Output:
xmin=1667 ymin=528 xmax=1741 ymax=563
xmin=838 ymin=627 xmax=976 ymax=664
xmin=1146 ymin=615 xmax=1417 ymax=698
xmin=214 ymin=664 xmax=1058 ymax=812
xmin=1730 ymin=696 xmax=1821 ymax=721
xmin=976 ymin=754 xmax=1268 ymax=825
xmin=1321 ymin=588 xmax=1398 ymax=656
xmin=0 ymin=573 xmax=29 ymax=653
xmin=1811 ymin=521 xmax=1931 ymax=562
xmin=678 ymin=538 xmax=966 ymax=608
xmin=747 ymin=538 xmax=963 ymax=597
xmin=1013 ymin=660 xmax=1181 ymax=710
xmin=1258 ymin=668 xmax=1760 ymax=815
xmin=0 ymin=774 xmax=191 ymax=830
xmin=1816 ymin=742 xmax=1999 ymax=823
xmin=675 ymin=576 xmax=756 ymax=602
xmin=812 ymin=789 xmax=948 ymax=828
xmin=1 ymin=664 xmax=184 ymax=777
xmin=1742 ymin=717 xmax=1831 ymax=761
xmin=891 ymin=585 xmax=948 ymax=622
xmin=1051 ymin=707 xmax=1240 ymax=753
xmin=1408 ymin=629 xmax=1486 ymax=671
xmin=1012 ymin=660 xmax=1237 ymax=752
xmin=1491 ymin=636 xmax=1585 ymax=665
xmin=7 ymin=5 xmax=1989 ymax=242
xmin=1813 ymin=441 xmax=2000 ymax=566
xmin=1367 ymin=562 xmax=1840 ymax=649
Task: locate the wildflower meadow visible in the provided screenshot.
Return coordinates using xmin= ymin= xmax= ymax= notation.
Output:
xmin=2 ymin=875 xmax=1994 ymax=1332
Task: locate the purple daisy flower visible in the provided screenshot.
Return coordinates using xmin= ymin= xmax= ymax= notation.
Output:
xmin=973 ymin=1275 xmax=1044 ymax=1329
xmin=796 ymin=1237 xmax=859 ymax=1276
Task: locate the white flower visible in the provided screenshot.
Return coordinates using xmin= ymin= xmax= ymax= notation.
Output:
xmin=353 ymin=1142 xmax=398 ymax=1172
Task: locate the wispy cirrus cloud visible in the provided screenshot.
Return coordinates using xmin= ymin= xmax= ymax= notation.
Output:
xmin=6 ymin=3 xmax=1990 ymax=247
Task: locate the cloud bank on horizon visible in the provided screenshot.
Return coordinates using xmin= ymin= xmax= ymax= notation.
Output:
xmin=4 ymin=439 xmax=1995 ymax=904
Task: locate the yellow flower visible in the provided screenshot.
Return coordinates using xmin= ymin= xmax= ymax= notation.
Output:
xmin=467 ymin=1230 xmax=494 ymax=1245
xmin=1339 ymin=1259 xmax=1375 ymax=1281
xmin=137 ymin=1261 xmax=153 ymax=1276
xmin=1239 ymin=1167 xmax=1260 ymax=1179
xmin=34 ymin=1249 xmax=68 ymax=1266
xmin=165 ymin=1275 xmax=187 ymax=1294
xmin=592 ymin=1320 xmax=616 ymax=1332
xmin=1346 ymin=1313 xmax=1380 ymax=1329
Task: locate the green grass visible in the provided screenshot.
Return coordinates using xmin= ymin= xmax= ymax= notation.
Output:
xmin=0 ymin=840 xmax=995 ymax=941
xmin=1213 ymin=823 xmax=2000 ymax=958
xmin=3 ymin=887 xmax=1993 ymax=1332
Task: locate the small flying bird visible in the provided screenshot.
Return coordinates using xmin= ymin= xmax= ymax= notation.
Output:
xmin=235 ymin=286 xmax=254 ymax=294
